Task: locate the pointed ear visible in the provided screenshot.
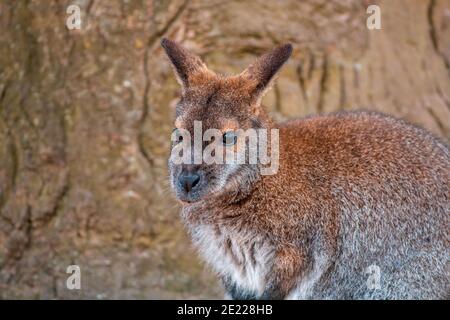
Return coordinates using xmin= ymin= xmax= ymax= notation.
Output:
xmin=161 ymin=38 xmax=210 ymax=89
xmin=241 ymin=43 xmax=293 ymax=100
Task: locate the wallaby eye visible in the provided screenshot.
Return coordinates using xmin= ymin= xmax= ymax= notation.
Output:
xmin=223 ymin=131 xmax=237 ymax=146
xmin=172 ymin=128 xmax=183 ymax=143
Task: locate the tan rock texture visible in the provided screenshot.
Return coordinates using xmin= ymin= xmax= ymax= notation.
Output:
xmin=0 ymin=0 xmax=449 ymax=298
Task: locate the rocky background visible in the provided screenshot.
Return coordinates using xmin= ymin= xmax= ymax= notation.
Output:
xmin=0 ymin=0 xmax=449 ymax=299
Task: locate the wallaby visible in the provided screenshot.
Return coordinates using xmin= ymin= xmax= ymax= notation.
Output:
xmin=161 ymin=38 xmax=449 ymax=299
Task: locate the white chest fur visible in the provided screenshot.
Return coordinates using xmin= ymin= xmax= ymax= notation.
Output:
xmin=189 ymin=223 xmax=275 ymax=296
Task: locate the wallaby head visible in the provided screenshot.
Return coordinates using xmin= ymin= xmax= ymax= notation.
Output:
xmin=161 ymin=38 xmax=292 ymax=203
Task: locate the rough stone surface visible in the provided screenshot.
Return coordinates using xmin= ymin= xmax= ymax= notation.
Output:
xmin=0 ymin=0 xmax=449 ymax=299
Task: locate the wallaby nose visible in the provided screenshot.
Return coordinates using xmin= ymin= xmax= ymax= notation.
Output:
xmin=179 ymin=173 xmax=200 ymax=193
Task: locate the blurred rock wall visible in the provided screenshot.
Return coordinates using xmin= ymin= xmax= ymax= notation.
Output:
xmin=0 ymin=0 xmax=449 ymax=299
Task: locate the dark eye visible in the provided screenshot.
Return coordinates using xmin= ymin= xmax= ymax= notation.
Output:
xmin=172 ymin=128 xmax=183 ymax=143
xmin=223 ymin=131 xmax=237 ymax=146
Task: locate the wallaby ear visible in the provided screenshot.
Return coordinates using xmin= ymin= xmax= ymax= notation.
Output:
xmin=161 ymin=38 xmax=210 ymax=89
xmin=241 ymin=43 xmax=293 ymax=100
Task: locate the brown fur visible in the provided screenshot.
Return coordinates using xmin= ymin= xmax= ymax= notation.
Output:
xmin=162 ymin=39 xmax=449 ymax=299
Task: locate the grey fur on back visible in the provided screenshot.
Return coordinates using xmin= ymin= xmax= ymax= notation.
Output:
xmin=292 ymin=112 xmax=449 ymax=299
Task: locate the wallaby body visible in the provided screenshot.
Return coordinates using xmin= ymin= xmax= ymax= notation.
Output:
xmin=162 ymin=39 xmax=449 ymax=299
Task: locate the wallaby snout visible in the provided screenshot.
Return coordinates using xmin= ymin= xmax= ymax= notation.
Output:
xmin=178 ymin=171 xmax=201 ymax=193
xmin=172 ymin=163 xmax=205 ymax=203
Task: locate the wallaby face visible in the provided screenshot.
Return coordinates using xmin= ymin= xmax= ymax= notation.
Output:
xmin=162 ymin=38 xmax=291 ymax=203
xmin=162 ymin=39 xmax=449 ymax=300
